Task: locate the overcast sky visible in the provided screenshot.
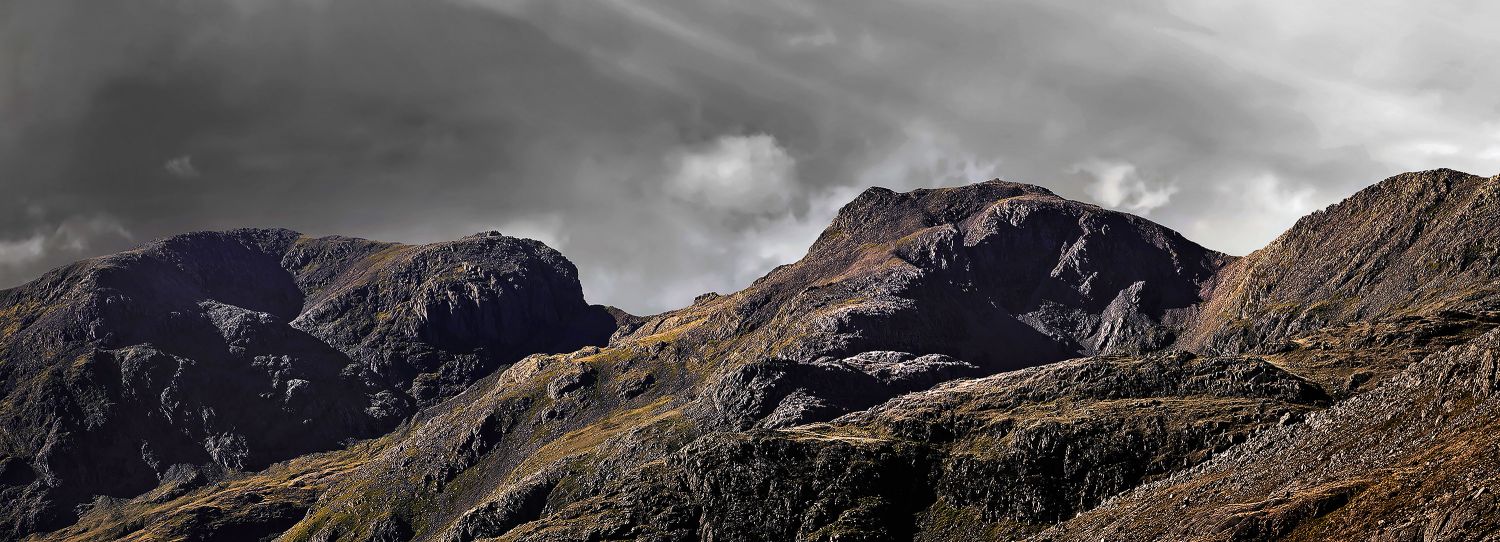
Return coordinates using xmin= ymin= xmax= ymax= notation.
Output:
xmin=2 ymin=0 xmax=1498 ymax=314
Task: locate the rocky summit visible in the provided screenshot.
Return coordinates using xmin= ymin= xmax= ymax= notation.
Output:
xmin=0 ymin=229 xmax=617 ymax=537
xmin=1 ymin=169 xmax=1498 ymax=541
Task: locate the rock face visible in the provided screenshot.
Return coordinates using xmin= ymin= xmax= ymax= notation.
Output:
xmin=6 ymin=169 xmax=1500 ymax=542
xmin=0 ymin=229 xmax=615 ymax=537
xmin=700 ymin=352 xmax=980 ymax=430
xmin=1041 ymin=322 xmax=1500 ymax=542
xmin=695 ymin=180 xmax=1228 ymax=370
xmin=496 ymin=352 xmax=1330 ymax=541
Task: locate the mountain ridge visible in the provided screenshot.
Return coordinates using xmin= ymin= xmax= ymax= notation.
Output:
xmin=1 ymin=168 xmax=1497 ymax=541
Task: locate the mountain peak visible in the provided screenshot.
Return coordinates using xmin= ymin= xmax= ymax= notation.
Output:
xmin=626 ymin=175 xmax=1225 ymax=382
xmin=826 ymin=179 xmax=1058 ymax=235
xmin=0 ymin=228 xmax=615 ymax=535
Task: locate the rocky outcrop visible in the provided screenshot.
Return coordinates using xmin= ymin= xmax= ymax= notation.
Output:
xmin=287 ymin=232 xmax=618 ymax=405
xmin=493 ymin=352 xmax=1329 ymax=541
xmin=697 ymin=352 xmax=979 ymax=430
xmin=0 ymin=229 xmax=614 ymax=538
xmin=1040 ymin=321 xmax=1500 ymax=542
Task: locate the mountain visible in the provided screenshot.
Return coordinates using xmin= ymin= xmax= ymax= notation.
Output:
xmin=262 ymin=180 xmax=1237 ymax=541
xmin=2 ymin=169 xmax=1498 ymax=541
xmin=0 ymin=229 xmax=616 ymax=537
xmin=1184 ymin=168 xmax=1500 ymax=354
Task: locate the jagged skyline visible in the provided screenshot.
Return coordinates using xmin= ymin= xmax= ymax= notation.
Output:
xmin=2 ymin=1 xmax=1498 ymax=313
xmin=3 ymin=169 xmax=1495 ymax=539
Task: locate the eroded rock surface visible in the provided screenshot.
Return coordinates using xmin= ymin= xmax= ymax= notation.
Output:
xmin=0 ymin=229 xmax=614 ymax=537
xmin=496 ymin=352 xmax=1329 ymax=541
xmin=1040 ymin=325 xmax=1500 ymax=542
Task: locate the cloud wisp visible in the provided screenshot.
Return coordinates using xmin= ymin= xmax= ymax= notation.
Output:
xmin=1073 ymin=160 xmax=1178 ymax=216
xmin=665 ymin=134 xmax=798 ymax=214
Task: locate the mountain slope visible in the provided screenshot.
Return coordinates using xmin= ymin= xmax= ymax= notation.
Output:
xmin=218 ymin=180 xmax=1230 ymax=541
xmin=481 ymin=308 xmax=1496 ymax=542
xmin=455 ymin=170 xmax=1499 ymax=542
xmin=1040 ymin=319 xmax=1500 ymax=541
xmin=1186 ymin=168 xmax=1500 ymax=354
xmin=0 ymin=229 xmax=615 ymax=538
xmin=491 ymin=351 xmax=1331 ymax=541
xmin=6 ymin=169 xmax=1500 ymax=542
xmin=1025 ymin=170 xmax=1500 ymax=541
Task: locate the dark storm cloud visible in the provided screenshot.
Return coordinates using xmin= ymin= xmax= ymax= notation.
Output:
xmin=2 ymin=0 xmax=1498 ymax=313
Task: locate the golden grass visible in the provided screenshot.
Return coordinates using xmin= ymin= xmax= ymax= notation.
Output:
xmin=37 ymin=442 xmax=381 ymax=542
xmin=509 ymin=397 xmax=678 ymax=482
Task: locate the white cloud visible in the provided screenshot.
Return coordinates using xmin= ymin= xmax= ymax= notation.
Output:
xmin=857 ymin=121 xmax=1000 ymax=191
xmin=1479 ymin=124 xmax=1500 ymax=162
xmin=1408 ymin=141 xmax=1461 ymax=157
xmin=164 ymin=154 xmax=200 ymax=179
xmin=783 ymin=27 xmax=837 ymax=49
xmin=735 ymin=184 xmax=863 ymax=277
xmin=1243 ymin=173 xmax=1318 ymax=218
xmin=1185 ymin=172 xmax=1324 ymax=255
xmin=664 ymin=134 xmax=797 ymax=213
xmin=53 ymin=215 xmax=131 ymax=252
xmin=469 ymin=214 xmax=570 ymax=252
xmin=0 ymin=235 xmax=46 ymax=266
xmin=630 ymin=183 xmax=862 ymax=310
xmin=1072 ymin=160 xmax=1178 ymax=215
xmin=0 ymin=214 xmax=131 ymax=268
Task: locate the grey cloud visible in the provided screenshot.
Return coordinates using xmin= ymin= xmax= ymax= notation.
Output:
xmin=2 ymin=0 xmax=1498 ymax=314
